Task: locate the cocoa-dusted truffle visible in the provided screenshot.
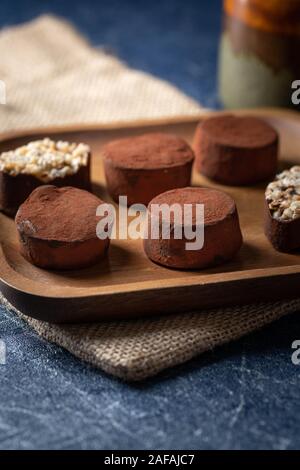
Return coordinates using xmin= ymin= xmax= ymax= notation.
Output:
xmin=194 ymin=115 xmax=278 ymax=186
xmin=265 ymin=166 xmax=300 ymax=252
xmin=16 ymin=186 xmax=111 ymax=270
xmin=103 ymin=133 xmax=194 ymax=206
xmin=143 ymin=187 xmax=243 ymax=269
xmin=0 ymin=138 xmax=91 ymax=216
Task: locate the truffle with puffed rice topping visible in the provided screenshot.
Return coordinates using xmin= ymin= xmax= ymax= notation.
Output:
xmin=0 ymin=138 xmax=91 ymax=216
xmin=265 ymin=166 xmax=300 ymax=252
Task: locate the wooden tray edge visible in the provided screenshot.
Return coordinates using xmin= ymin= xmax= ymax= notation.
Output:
xmin=1 ymin=269 xmax=300 ymax=323
xmin=1 ymin=107 xmax=299 ymax=143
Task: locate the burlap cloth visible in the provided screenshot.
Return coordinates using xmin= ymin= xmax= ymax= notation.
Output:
xmin=0 ymin=15 xmax=299 ymax=381
xmin=0 ymin=15 xmax=203 ymax=131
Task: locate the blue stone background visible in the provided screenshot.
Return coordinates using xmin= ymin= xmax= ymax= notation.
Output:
xmin=0 ymin=0 xmax=300 ymax=450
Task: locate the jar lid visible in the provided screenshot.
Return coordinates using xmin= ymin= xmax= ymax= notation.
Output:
xmin=224 ymin=0 xmax=300 ymax=35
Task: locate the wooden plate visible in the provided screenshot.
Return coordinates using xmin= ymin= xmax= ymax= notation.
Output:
xmin=1 ymin=109 xmax=300 ymax=323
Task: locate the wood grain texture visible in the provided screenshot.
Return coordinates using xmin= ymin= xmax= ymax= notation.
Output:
xmin=0 ymin=109 xmax=300 ymax=323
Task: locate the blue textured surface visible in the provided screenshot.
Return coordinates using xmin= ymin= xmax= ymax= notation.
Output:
xmin=0 ymin=0 xmax=300 ymax=450
xmin=0 ymin=0 xmax=220 ymax=108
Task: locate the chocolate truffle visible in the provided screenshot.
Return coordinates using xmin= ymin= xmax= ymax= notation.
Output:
xmin=194 ymin=115 xmax=278 ymax=185
xmin=0 ymin=138 xmax=91 ymax=216
xmin=16 ymin=186 xmax=111 ymax=270
xmin=265 ymin=166 xmax=300 ymax=252
xmin=143 ymin=187 xmax=243 ymax=269
xmin=103 ymin=133 xmax=194 ymax=206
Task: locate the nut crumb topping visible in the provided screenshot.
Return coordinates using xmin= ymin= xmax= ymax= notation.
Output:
xmin=0 ymin=138 xmax=90 ymax=181
xmin=266 ymin=166 xmax=300 ymax=221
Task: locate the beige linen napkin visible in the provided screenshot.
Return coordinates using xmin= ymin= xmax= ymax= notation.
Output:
xmin=0 ymin=15 xmax=203 ymax=132
xmin=0 ymin=15 xmax=299 ymax=381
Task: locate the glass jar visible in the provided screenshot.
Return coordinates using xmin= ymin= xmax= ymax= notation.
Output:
xmin=218 ymin=0 xmax=300 ymax=108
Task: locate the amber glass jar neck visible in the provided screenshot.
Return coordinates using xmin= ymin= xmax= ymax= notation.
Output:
xmin=224 ymin=0 xmax=300 ymax=35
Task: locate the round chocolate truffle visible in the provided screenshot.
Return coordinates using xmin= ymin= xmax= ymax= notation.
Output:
xmin=143 ymin=187 xmax=243 ymax=269
xmin=194 ymin=115 xmax=278 ymax=185
xmin=0 ymin=138 xmax=91 ymax=217
xmin=103 ymin=133 xmax=194 ymax=205
xmin=264 ymin=166 xmax=300 ymax=252
xmin=16 ymin=186 xmax=111 ymax=270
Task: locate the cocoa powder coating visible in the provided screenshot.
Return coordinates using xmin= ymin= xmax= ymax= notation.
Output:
xmin=148 ymin=186 xmax=236 ymax=226
xmin=144 ymin=187 xmax=243 ymax=269
xmin=103 ymin=133 xmax=195 ymax=206
xmin=200 ymin=115 xmax=277 ymax=149
xmin=16 ymin=186 xmax=110 ymax=269
xmin=194 ymin=115 xmax=279 ymax=185
xmin=103 ymin=133 xmax=194 ymax=170
xmin=17 ymin=186 xmax=101 ymax=241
